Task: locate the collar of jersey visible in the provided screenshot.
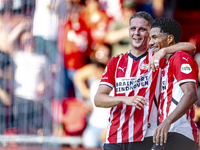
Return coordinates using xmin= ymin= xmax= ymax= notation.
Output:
xmin=128 ymin=50 xmax=148 ymax=61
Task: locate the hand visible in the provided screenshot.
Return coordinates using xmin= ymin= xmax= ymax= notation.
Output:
xmin=148 ymin=48 xmax=166 ymax=71
xmin=153 ymin=119 xmax=171 ymax=146
xmin=122 ymin=96 xmax=148 ymax=109
xmin=18 ymin=17 xmax=32 ymax=30
xmin=0 ymin=88 xmax=11 ymax=106
xmin=36 ymin=82 xmax=45 ymax=99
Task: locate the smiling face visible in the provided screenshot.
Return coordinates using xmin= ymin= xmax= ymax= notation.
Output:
xmin=149 ymin=27 xmax=169 ymax=53
xmin=129 ymin=17 xmax=151 ymax=54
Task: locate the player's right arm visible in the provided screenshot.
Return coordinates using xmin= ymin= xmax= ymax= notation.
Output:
xmin=94 ymin=55 xmax=148 ymax=109
xmin=94 ymin=84 xmax=148 ymax=109
xmin=148 ymin=42 xmax=196 ymax=71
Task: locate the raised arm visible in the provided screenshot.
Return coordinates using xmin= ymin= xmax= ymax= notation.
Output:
xmin=148 ymin=42 xmax=196 ymax=71
xmin=8 ymin=18 xmax=32 ymax=51
xmin=73 ymin=64 xmax=95 ymax=100
xmin=162 ymin=42 xmax=196 ymax=55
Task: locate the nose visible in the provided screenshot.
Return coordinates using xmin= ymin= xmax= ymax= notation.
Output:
xmin=134 ymin=28 xmax=140 ymax=35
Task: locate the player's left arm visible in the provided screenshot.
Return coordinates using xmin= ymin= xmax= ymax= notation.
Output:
xmin=148 ymin=42 xmax=196 ymax=71
xmin=153 ymin=82 xmax=198 ymax=146
xmin=153 ymin=53 xmax=198 ymax=146
xmin=164 ymin=42 xmax=196 ymax=55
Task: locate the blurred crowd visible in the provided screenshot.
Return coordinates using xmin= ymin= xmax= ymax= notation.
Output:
xmin=0 ymin=0 xmax=200 ymax=149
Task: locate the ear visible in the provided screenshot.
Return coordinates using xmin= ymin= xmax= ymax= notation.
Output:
xmin=167 ymin=34 xmax=174 ymax=45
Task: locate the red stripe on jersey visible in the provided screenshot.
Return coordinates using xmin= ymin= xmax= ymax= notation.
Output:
xmin=191 ymin=118 xmax=198 ymax=142
xmin=130 ymin=60 xmax=140 ymax=77
xmin=108 ymin=104 xmax=123 ymax=143
xmin=133 ymin=108 xmax=144 ymax=141
xmin=190 ymin=106 xmax=198 ymax=141
xmin=108 ymin=107 xmax=113 ymax=122
xmin=159 ymin=93 xmax=165 ymax=123
xmin=186 ymin=110 xmax=189 ymax=119
xmin=122 ymin=105 xmax=132 ymax=142
xmin=166 ymin=71 xmax=174 ymax=117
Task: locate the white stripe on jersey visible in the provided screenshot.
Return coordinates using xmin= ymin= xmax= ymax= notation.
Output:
xmin=117 ymin=104 xmax=126 ymax=143
xmin=100 ymin=82 xmax=114 ymax=88
xmin=105 ymin=106 xmax=116 ymax=143
xmin=129 ymin=106 xmax=135 ymax=142
xmin=126 ymin=56 xmax=134 ymax=142
xmin=125 ymin=56 xmax=133 ymax=81
xmin=179 ymin=79 xmax=196 ymax=85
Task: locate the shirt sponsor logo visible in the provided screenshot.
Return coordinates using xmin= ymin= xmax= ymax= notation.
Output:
xmin=181 ymin=64 xmax=192 ymax=74
xmin=141 ymin=63 xmax=148 ymax=70
xmin=116 ymin=76 xmax=149 ymax=93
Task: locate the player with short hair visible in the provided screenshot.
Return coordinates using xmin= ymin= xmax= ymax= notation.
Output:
xmin=150 ymin=17 xmax=199 ymax=150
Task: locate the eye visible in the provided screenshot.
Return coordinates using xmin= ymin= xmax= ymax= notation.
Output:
xmin=152 ymin=35 xmax=157 ymax=39
xmin=140 ymin=28 xmax=146 ymax=31
xmin=129 ymin=27 xmax=136 ymax=31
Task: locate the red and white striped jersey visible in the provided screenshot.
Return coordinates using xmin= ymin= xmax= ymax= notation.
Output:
xmin=100 ymin=50 xmax=162 ymax=143
xmin=159 ymin=51 xmax=199 ymax=142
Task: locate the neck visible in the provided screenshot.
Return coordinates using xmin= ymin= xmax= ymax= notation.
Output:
xmin=164 ymin=43 xmax=175 ymax=59
xmin=130 ymin=47 xmax=148 ymax=57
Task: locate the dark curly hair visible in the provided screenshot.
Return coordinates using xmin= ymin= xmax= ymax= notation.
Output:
xmin=129 ymin=11 xmax=153 ymax=26
xmin=151 ymin=18 xmax=182 ymax=43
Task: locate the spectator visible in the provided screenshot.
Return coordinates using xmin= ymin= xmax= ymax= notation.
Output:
xmin=63 ymin=4 xmax=92 ymax=98
xmin=100 ymin=0 xmax=123 ymax=21
xmin=80 ymin=0 xmax=110 ymax=50
xmin=104 ymin=0 xmax=136 ymax=57
xmin=0 ymin=0 xmax=24 ymax=134
xmin=73 ymin=43 xmax=111 ymax=100
xmin=134 ymin=0 xmax=164 ymax=18
xmin=9 ymin=19 xmax=51 ymax=134
xmin=73 ymin=43 xmax=112 ymax=148
xmin=33 ymin=0 xmax=58 ymax=67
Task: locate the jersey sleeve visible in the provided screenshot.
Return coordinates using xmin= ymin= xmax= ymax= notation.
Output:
xmin=171 ymin=52 xmax=198 ymax=85
xmin=99 ymin=56 xmax=119 ymax=88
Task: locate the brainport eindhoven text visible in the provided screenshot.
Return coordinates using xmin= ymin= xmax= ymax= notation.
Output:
xmin=116 ymin=76 xmax=149 ymax=93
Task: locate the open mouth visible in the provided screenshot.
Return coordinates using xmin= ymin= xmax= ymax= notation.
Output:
xmin=133 ymin=38 xmax=142 ymax=43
